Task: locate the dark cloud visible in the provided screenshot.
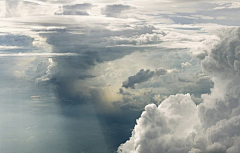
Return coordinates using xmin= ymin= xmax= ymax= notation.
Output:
xmin=122 ymin=68 xmax=167 ymax=89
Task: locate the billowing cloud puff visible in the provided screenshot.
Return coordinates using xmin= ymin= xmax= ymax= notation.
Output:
xmin=101 ymin=4 xmax=133 ymax=17
xmin=118 ymin=27 xmax=240 ymax=153
xmin=118 ymin=94 xmax=199 ymax=153
xmin=122 ymin=68 xmax=167 ymax=89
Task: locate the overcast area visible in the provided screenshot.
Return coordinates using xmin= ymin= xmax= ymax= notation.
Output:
xmin=0 ymin=0 xmax=240 ymax=153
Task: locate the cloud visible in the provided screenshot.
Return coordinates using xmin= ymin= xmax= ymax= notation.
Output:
xmin=0 ymin=34 xmax=33 ymax=46
xmin=0 ymin=10 xmax=223 ymax=151
xmin=54 ymin=3 xmax=94 ymax=16
xmin=181 ymin=62 xmax=192 ymax=68
xmin=35 ymin=23 xmax=158 ymax=105
xmin=118 ymin=27 xmax=240 ymax=153
xmin=122 ymin=68 xmax=167 ymax=89
xmin=101 ymin=4 xmax=133 ymax=17
xmin=1 ymin=0 xmax=240 ymax=152
xmin=62 ymin=3 xmax=93 ymax=10
xmin=118 ymin=94 xmax=199 ymax=153
xmin=5 ymin=0 xmax=22 ymax=17
xmin=105 ymin=45 xmax=214 ymax=110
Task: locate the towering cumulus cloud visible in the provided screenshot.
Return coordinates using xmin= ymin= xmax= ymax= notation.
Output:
xmin=118 ymin=28 xmax=240 ymax=153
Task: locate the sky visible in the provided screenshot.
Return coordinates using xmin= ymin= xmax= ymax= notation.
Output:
xmin=0 ymin=0 xmax=240 ymax=153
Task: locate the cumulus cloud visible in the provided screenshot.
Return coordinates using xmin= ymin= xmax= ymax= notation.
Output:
xmin=118 ymin=27 xmax=240 ymax=153
xmin=118 ymin=94 xmax=199 ymax=153
xmin=122 ymin=68 xmax=167 ymax=89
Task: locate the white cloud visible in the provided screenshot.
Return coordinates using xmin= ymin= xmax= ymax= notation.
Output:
xmin=118 ymin=94 xmax=199 ymax=153
xmin=118 ymin=27 xmax=240 ymax=153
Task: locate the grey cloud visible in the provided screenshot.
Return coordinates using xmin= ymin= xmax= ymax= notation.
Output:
xmin=62 ymin=3 xmax=94 ymax=10
xmin=180 ymin=76 xmax=214 ymax=97
xmin=36 ymin=23 xmax=157 ymax=106
xmin=202 ymin=28 xmax=240 ymax=78
xmin=54 ymin=3 xmax=94 ymax=16
xmin=101 ymin=4 xmax=133 ymax=17
xmin=0 ymin=34 xmax=33 ymax=46
xmin=122 ymin=68 xmax=167 ymax=89
xmin=58 ymin=11 xmax=89 ymax=16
